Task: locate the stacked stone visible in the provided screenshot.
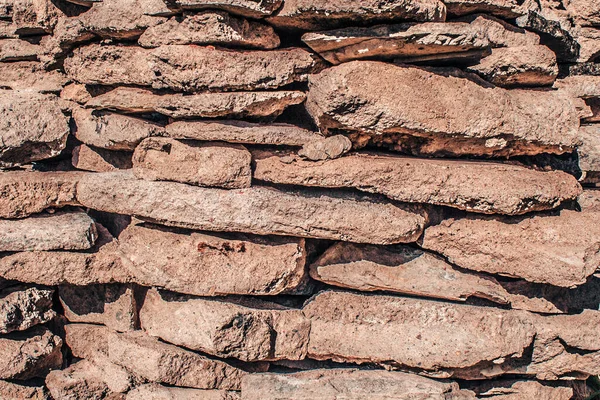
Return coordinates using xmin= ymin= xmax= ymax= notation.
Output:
xmin=0 ymin=0 xmax=599 ymax=399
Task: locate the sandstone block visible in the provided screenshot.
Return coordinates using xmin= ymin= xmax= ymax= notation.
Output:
xmin=126 ymin=383 xmax=240 ymax=400
xmin=65 ymin=44 xmax=319 ymax=91
xmin=0 ymin=62 xmax=66 ymax=92
xmin=267 ymin=0 xmax=446 ymax=31
xmin=108 ymin=331 xmax=245 ymax=390
xmin=303 ymin=291 xmax=536 ymax=372
xmin=76 ymin=171 xmax=427 ymax=244
xmin=302 ymin=22 xmax=490 ymax=65
xmin=85 ymin=87 xmax=305 ymax=119
xmin=465 ymin=15 xmax=540 ymax=48
xmin=166 ymin=120 xmax=323 ymax=147
xmin=554 ymin=75 xmax=600 ymax=98
xmin=242 ymin=369 xmax=477 ymax=399
xmin=0 ymin=286 xmax=55 ymax=334
xmin=0 ymin=172 xmax=82 ymax=218
xmin=515 ymin=11 xmax=579 ymax=62
xmin=0 ymin=39 xmax=41 ymax=61
xmin=0 ymin=380 xmax=49 ymax=399
xmin=0 ymin=326 xmax=63 ymax=380
xmin=140 ymin=288 xmax=310 ymax=362
xmin=444 ymin=0 xmax=522 ymax=18
xmin=163 ymin=0 xmax=282 ymax=18
xmin=65 ymin=323 xmax=110 ymax=360
xmin=297 ymin=135 xmax=352 ymax=160
xmin=60 ymin=284 xmax=138 ymax=332
xmin=73 ymin=108 xmax=165 ymax=151
xmin=0 ymin=90 xmax=70 ymax=167
xmin=117 ymin=223 xmax=307 ymax=296
xmin=254 ymin=153 xmax=581 ymax=215
xmin=138 ymin=11 xmax=280 ymax=49
xmin=578 ymin=124 xmax=600 ymax=182
xmin=564 ymin=0 xmax=600 ymax=27
xmin=467 ymin=45 xmax=558 ymax=87
xmin=10 ymin=0 xmax=64 ymax=35
xmin=306 ymin=62 xmax=582 ymax=157
xmin=72 ymin=145 xmax=133 ymax=173
xmin=0 ymin=211 xmax=97 ymax=251
xmin=133 ymin=138 xmax=251 ymax=189
xmin=420 ymin=209 xmax=600 ymax=287
xmin=475 ymin=381 xmax=572 ymax=399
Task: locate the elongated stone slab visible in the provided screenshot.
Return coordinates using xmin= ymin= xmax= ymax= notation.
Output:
xmin=166 ymin=120 xmax=323 ymax=147
xmin=0 ymin=90 xmax=70 ymax=167
xmin=303 ymin=291 xmax=536 ymax=372
xmin=0 ymin=211 xmax=97 ymax=251
xmin=65 ymin=44 xmax=319 ymax=91
xmin=420 ymin=209 xmax=600 ymax=287
xmin=133 ymin=138 xmax=252 ymax=189
xmin=0 ymin=39 xmax=40 ymax=61
xmin=254 ymin=153 xmax=580 ymax=215
xmin=86 ymin=87 xmax=305 ymax=119
xmin=0 ymin=286 xmax=55 ymax=334
xmin=444 ymin=0 xmax=522 ymax=18
xmin=117 ymin=223 xmax=307 ymax=296
xmin=163 ymin=0 xmax=282 ymax=18
xmin=76 ymin=171 xmax=427 ymax=244
xmin=302 ymin=22 xmax=490 ymax=65
xmin=0 ymin=171 xmax=82 ymax=218
xmin=140 ymin=288 xmax=310 ymax=362
xmin=267 ymin=0 xmax=446 ymax=31
xmin=72 ymin=144 xmax=133 ymax=172
xmin=242 ymin=369 xmax=477 ymax=399
xmin=306 ymin=61 xmax=583 ymax=157
xmin=554 ymin=75 xmax=600 ymax=98
xmin=127 ymin=383 xmax=240 ymax=400
xmin=474 ymin=381 xmax=572 ymax=399
xmin=0 ymin=326 xmax=63 ymax=380
xmin=108 ymin=330 xmax=245 ymax=390
xmin=465 ymin=14 xmax=540 ymax=48
xmin=0 ymin=62 xmax=66 ymax=92
xmin=138 ymin=11 xmax=280 ymax=49
xmin=73 ymin=108 xmax=165 ymax=151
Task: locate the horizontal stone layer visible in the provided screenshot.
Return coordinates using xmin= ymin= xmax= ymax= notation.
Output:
xmin=0 ymin=62 xmax=66 ymax=92
xmin=164 ymin=0 xmax=282 ymax=18
xmin=72 ymin=144 xmax=133 ymax=172
xmin=127 ymin=383 xmax=240 ymax=400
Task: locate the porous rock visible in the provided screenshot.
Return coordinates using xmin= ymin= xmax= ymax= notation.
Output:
xmin=0 ymin=286 xmax=55 ymax=334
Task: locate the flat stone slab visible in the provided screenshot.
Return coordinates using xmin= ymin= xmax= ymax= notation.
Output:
xmin=578 ymin=125 xmax=600 ymax=181
xmin=76 ymin=171 xmax=427 ymax=244
xmin=254 ymin=152 xmax=581 ymax=215
xmin=138 ymin=11 xmax=280 ymax=49
xmin=72 ymin=144 xmax=133 ymax=172
xmin=85 ymin=87 xmax=306 ymax=119
xmin=267 ymin=0 xmax=446 ymax=31
xmin=0 ymin=39 xmax=41 ymax=61
xmin=242 ymin=369 xmax=477 ymax=399
xmin=302 ymin=22 xmax=490 ymax=65
xmin=0 ymin=286 xmax=55 ymax=334
xmin=0 ymin=211 xmax=97 ymax=251
xmin=306 ymin=61 xmax=583 ymax=157
xmin=133 ymin=138 xmax=252 ymax=189
xmin=0 ymin=380 xmax=49 ymax=400
xmin=126 ymin=383 xmax=240 ymax=400
xmin=0 ymin=90 xmax=70 ymax=167
xmin=140 ymin=288 xmax=310 ymax=362
xmin=163 ymin=0 xmax=282 ymax=18
xmin=65 ymin=44 xmax=320 ymax=91
xmin=444 ymin=0 xmax=522 ymax=18
xmin=0 ymin=62 xmax=66 ymax=92
xmin=420 ymin=209 xmax=600 ymax=287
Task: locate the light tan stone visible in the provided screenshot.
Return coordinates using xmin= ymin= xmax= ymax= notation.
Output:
xmin=0 ymin=380 xmax=49 ymax=400
xmin=466 ymin=14 xmax=540 ymax=47
xmin=306 ymin=62 xmax=583 ymax=157
xmin=60 ymin=83 xmax=92 ymax=105
xmin=578 ymin=124 xmax=600 ymax=181
xmin=65 ymin=323 xmax=110 ymax=360
xmin=0 ymin=38 xmax=41 ymax=61
xmin=254 ymin=152 xmax=581 ymax=215
xmin=126 ymin=383 xmax=240 ymax=400
xmin=72 ymin=145 xmax=132 ymax=172
xmin=0 ymin=62 xmax=66 ymax=92
xmin=554 ymin=74 xmax=600 ymax=98
xmin=564 ymin=0 xmax=600 ymax=27
xmin=297 ymin=135 xmax=352 ymax=160
xmin=140 ymin=288 xmax=310 ymax=362
xmin=85 ymin=87 xmax=306 ymax=119
xmin=163 ymin=0 xmax=282 ymax=18
xmin=139 ymin=11 xmax=280 ymax=49
xmin=0 ymin=286 xmax=55 ymax=334
xmin=76 ymin=171 xmax=427 ymax=244
xmin=133 ymin=138 xmax=251 ymax=189
xmin=420 ymin=209 xmax=600 ymax=287
xmin=10 ymin=0 xmax=64 ymax=35
xmin=476 ymin=381 xmax=572 ymax=399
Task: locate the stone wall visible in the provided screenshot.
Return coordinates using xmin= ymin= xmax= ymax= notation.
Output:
xmin=1 ymin=0 xmax=599 ymax=399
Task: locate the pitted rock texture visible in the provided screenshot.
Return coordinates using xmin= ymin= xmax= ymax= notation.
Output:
xmin=0 ymin=286 xmax=55 ymax=334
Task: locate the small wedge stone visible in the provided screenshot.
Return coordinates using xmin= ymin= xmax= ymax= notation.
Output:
xmin=72 ymin=145 xmax=132 ymax=172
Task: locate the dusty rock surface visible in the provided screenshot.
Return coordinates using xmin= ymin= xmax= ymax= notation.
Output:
xmin=126 ymin=383 xmax=240 ymax=400
xmin=444 ymin=0 xmax=522 ymax=18
xmin=163 ymin=0 xmax=283 ymax=18
xmin=297 ymin=135 xmax=352 ymax=160
xmin=0 ymin=286 xmax=55 ymax=334
xmin=0 ymin=62 xmax=66 ymax=92
xmin=0 ymin=380 xmax=49 ymax=400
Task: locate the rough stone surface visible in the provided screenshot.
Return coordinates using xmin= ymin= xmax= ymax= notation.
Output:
xmin=85 ymin=87 xmax=306 ymax=119
xmin=73 ymin=108 xmax=165 ymax=151
xmin=108 ymin=330 xmax=245 ymax=390
xmin=0 ymin=380 xmax=49 ymax=400
xmin=476 ymin=381 xmax=573 ymax=399
xmin=65 ymin=44 xmax=320 ymax=91
xmin=466 ymin=14 xmax=540 ymax=48
xmin=306 ymin=62 xmax=583 ymax=157
xmin=302 ymin=22 xmax=490 ymax=65
xmin=76 ymin=171 xmax=427 ymax=244
xmin=126 ymin=383 xmax=240 ymax=400
xmin=166 ymin=120 xmax=323 ymax=147
xmin=140 ymin=288 xmax=310 ymax=362
xmin=254 ymin=152 xmax=581 ymax=215
xmin=0 ymin=286 xmax=55 ymax=334
xmin=116 ymin=223 xmax=307 ymax=296
xmin=515 ymin=11 xmax=579 ymax=62
xmin=242 ymin=369 xmax=477 ymax=399
xmin=0 ymin=90 xmax=70 ymax=167
xmin=0 ymin=211 xmax=97 ymax=251
xmin=303 ymin=291 xmax=536 ymax=372
xmin=163 ymin=0 xmax=282 ymax=18
xmin=444 ymin=0 xmax=522 ymax=18
xmin=60 ymin=284 xmax=138 ymax=332
xmin=0 ymin=326 xmax=63 ymax=380
xmin=467 ymin=45 xmax=558 ymax=87
xmin=267 ymin=0 xmax=447 ymax=31
xmin=0 ymin=172 xmax=82 ymax=218
xmin=554 ymin=75 xmax=600 ymax=98
xmin=0 ymin=62 xmax=66 ymax=92
xmin=138 ymin=11 xmax=280 ymax=49
xmin=578 ymin=124 xmax=600 ymax=179
xmin=72 ymin=145 xmax=133 ymax=172
xmin=65 ymin=323 xmax=110 ymax=360
xmin=564 ymin=0 xmax=600 ymax=27
xmin=297 ymin=135 xmax=352 ymax=160
xmin=0 ymin=39 xmax=41 ymax=61
xmin=133 ymin=138 xmax=252 ymax=189
xmin=420 ymin=209 xmax=600 ymax=287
